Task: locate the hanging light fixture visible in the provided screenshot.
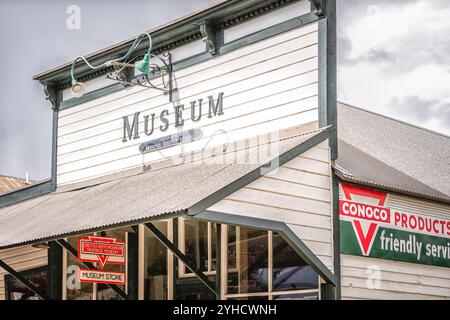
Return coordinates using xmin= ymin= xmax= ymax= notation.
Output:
xmin=70 ymin=32 xmax=153 ymax=98
xmin=70 ymin=79 xmax=86 ymax=98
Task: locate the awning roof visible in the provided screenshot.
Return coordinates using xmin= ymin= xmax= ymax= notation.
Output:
xmin=336 ymin=102 xmax=450 ymax=203
xmin=0 ymin=124 xmax=328 ymax=249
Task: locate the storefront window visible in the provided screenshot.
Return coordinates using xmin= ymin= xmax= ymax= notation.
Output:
xmin=144 ymin=221 xmax=168 ymax=300
xmin=65 ymin=228 xmax=128 ymax=300
xmin=96 ymin=229 xmax=127 ymax=300
xmin=182 ymin=219 xmax=208 ymax=272
xmin=179 ymin=219 xmax=217 ymax=275
xmin=176 ymin=218 xmax=217 ymax=299
xmin=176 ymin=277 xmax=216 ymax=300
xmin=225 ymin=227 xmax=319 ymax=300
xmin=66 ymin=236 xmax=94 ymax=300
xmin=5 ymin=266 xmax=47 ymax=300
xmin=227 ymin=227 xmax=269 ymax=294
xmin=272 ymin=233 xmax=318 ymax=292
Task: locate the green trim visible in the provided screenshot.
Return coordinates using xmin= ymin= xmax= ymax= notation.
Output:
xmin=194 ymin=210 xmax=337 ymax=287
xmin=187 ymin=127 xmax=331 ymax=216
xmin=35 ymin=0 xmax=302 ymax=84
xmin=331 ymin=172 xmax=341 ymax=299
xmin=172 ymin=218 xmax=179 ymax=299
xmin=0 ymin=84 xmax=59 ymax=209
xmin=51 ymin=2 xmax=316 ymax=111
xmin=320 ymin=282 xmax=335 ymax=300
xmin=51 ymin=107 xmax=59 ymax=190
xmin=144 ymin=222 xmax=217 ymax=296
xmin=0 ymin=180 xmax=53 ymax=209
xmin=47 ymin=241 xmax=63 ymax=300
xmin=59 ymin=51 xmax=212 ymax=110
xmin=59 ymin=82 xmax=126 ymax=110
xmin=220 ymin=11 xmax=318 ymax=55
xmin=325 ymin=0 xmax=337 ymax=160
xmin=317 ymin=16 xmax=327 ymax=128
xmin=127 ymin=226 xmax=139 ymax=300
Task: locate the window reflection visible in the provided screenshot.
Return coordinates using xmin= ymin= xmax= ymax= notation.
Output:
xmin=272 ymin=233 xmax=318 ymax=292
xmin=184 ymin=219 xmax=208 ymax=272
xmin=273 ymin=292 xmax=319 ymax=300
xmin=66 ymin=236 xmax=93 ymax=300
xmin=227 ymin=227 xmax=268 ymax=294
xmin=96 ymin=229 xmax=127 ymax=300
xmin=144 ymin=221 xmax=168 ymax=300
xmin=6 ymin=267 xmax=47 ymax=300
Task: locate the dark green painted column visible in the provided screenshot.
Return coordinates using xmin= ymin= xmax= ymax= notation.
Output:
xmin=320 ymin=282 xmax=336 ymax=300
xmin=215 ymin=223 xmax=221 ymax=300
xmin=47 ymin=241 xmax=63 ymax=300
xmin=127 ymin=227 xmax=139 ymax=300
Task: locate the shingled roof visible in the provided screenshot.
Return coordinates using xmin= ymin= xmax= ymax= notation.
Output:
xmin=336 ymin=102 xmax=450 ymax=203
xmin=0 ymin=175 xmax=29 ymax=194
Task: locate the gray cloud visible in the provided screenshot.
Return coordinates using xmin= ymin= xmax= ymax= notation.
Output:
xmin=0 ymin=0 xmax=214 ymax=181
xmin=338 ymin=0 xmax=450 ymax=73
xmin=390 ymin=96 xmax=450 ymax=130
xmin=1 ymin=0 xmax=449 ymax=181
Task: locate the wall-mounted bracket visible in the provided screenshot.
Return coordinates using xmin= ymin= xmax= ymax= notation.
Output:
xmin=43 ymin=82 xmax=58 ymax=110
xmin=106 ymin=51 xmax=177 ymax=102
xmin=198 ymin=20 xmax=219 ymax=55
xmin=311 ymin=0 xmax=326 ymax=17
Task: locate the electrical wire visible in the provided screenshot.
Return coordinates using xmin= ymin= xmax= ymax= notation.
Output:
xmin=70 ymin=32 xmax=152 ymax=83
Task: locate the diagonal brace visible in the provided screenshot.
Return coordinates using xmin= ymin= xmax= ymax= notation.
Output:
xmin=144 ymin=222 xmax=217 ymax=296
xmin=55 ymin=239 xmax=128 ymax=300
xmin=0 ymin=258 xmax=50 ymax=300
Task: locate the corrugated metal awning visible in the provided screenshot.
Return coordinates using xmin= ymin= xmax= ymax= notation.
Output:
xmin=0 ymin=124 xmax=328 ymax=249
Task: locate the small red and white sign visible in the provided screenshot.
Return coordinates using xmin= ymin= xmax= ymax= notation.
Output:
xmin=78 ymin=268 xmax=125 ymax=285
xmin=78 ymin=236 xmax=125 ymax=269
xmin=340 ymin=184 xmax=389 ymax=256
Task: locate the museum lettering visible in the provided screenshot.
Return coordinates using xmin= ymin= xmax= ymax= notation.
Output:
xmin=122 ymin=92 xmax=224 ymax=142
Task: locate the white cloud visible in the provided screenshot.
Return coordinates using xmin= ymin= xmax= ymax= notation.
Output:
xmin=338 ymin=0 xmax=450 ymax=136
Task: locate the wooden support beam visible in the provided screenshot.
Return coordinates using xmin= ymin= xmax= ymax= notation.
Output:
xmin=144 ymin=222 xmax=217 ymax=296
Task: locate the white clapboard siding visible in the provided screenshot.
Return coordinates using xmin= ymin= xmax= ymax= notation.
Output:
xmin=0 ymin=246 xmax=47 ymax=300
xmin=209 ymin=140 xmax=333 ymax=271
xmin=60 ymin=22 xmax=318 ymax=118
xmin=340 ymin=189 xmax=450 ymax=300
xmin=386 ymin=193 xmax=450 ymax=219
xmin=224 ymin=0 xmax=310 ymax=43
xmin=341 ymin=255 xmax=450 ymax=300
xmin=57 ymin=22 xmax=319 ymax=185
xmin=57 ymin=84 xmax=318 ymax=167
xmin=58 ymin=68 xmax=318 ymax=154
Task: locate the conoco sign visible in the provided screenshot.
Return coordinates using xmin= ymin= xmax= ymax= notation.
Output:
xmin=340 ymin=184 xmax=450 ymax=268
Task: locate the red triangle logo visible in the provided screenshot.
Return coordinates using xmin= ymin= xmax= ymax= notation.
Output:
xmin=97 ymin=255 xmax=109 ymax=269
xmin=352 ymin=220 xmax=378 ymax=255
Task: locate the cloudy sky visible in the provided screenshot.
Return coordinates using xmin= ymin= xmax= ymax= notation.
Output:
xmin=0 ymin=0 xmax=449 ymax=181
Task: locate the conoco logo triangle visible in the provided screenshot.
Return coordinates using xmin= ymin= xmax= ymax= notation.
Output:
xmin=341 ymin=185 xmax=387 ymax=256
xmin=352 ymin=220 xmax=378 ymax=255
